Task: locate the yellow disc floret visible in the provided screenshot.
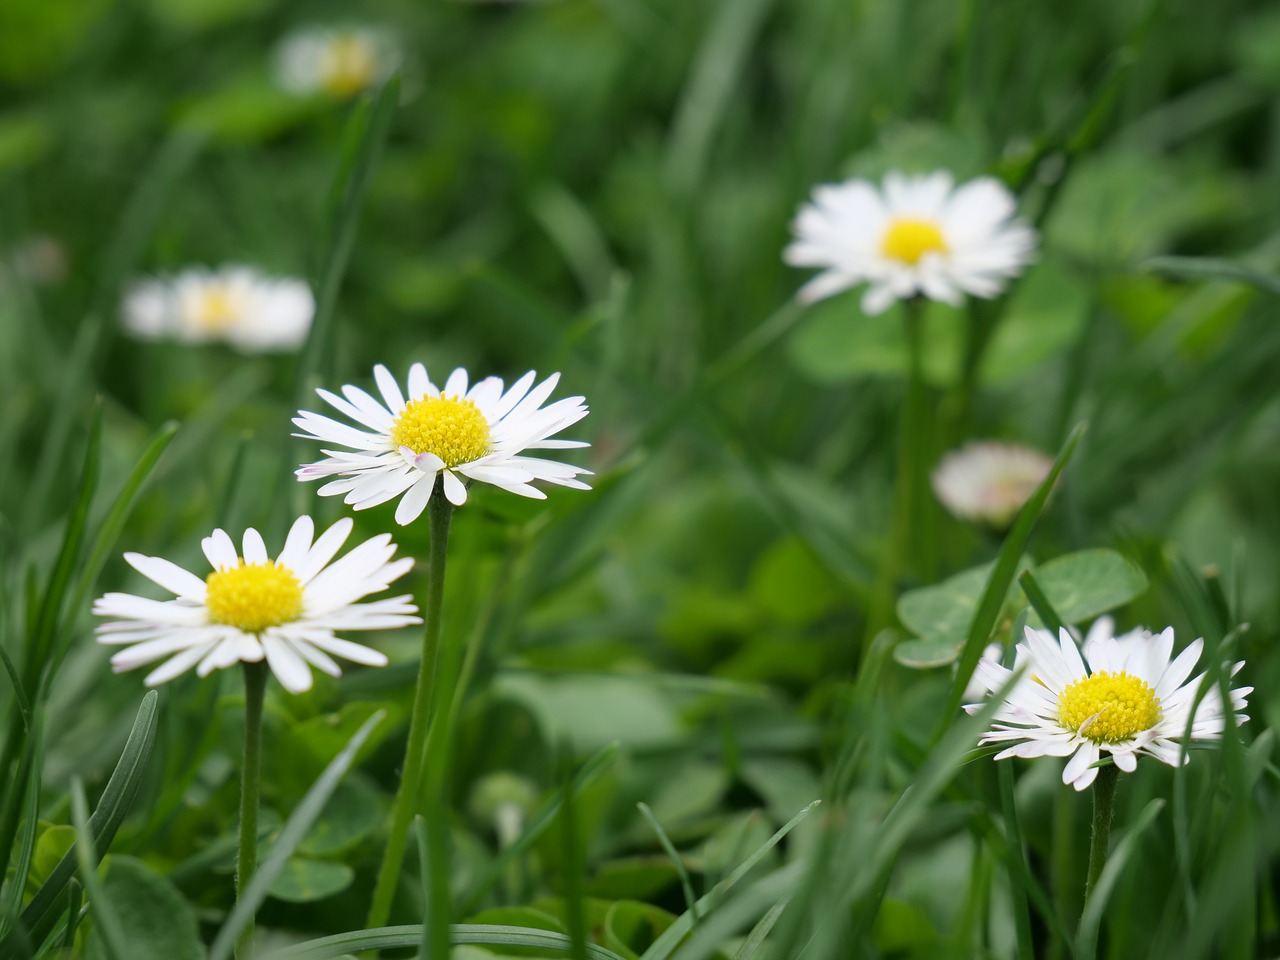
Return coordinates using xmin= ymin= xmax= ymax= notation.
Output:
xmin=881 ymin=218 xmax=948 ymax=265
xmin=390 ymin=395 xmax=491 ymax=467
xmin=1058 ymin=671 xmax=1161 ymax=743
xmin=206 ymin=561 xmax=304 ymax=633
xmin=323 ymin=35 xmax=377 ymax=98
xmin=190 ymin=285 xmax=239 ymax=333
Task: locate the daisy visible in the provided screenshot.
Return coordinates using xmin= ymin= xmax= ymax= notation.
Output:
xmin=294 ymin=363 xmax=591 ymax=522
xmin=122 ymin=265 xmax=314 ymax=353
xmin=931 ymin=441 xmax=1054 ymax=527
xmin=274 ymin=25 xmax=400 ymax=99
xmin=94 ymin=516 xmax=420 ymax=693
xmin=783 ymin=170 xmax=1037 ymax=315
xmin=965 ymin=625 xmax=1251 ymax=791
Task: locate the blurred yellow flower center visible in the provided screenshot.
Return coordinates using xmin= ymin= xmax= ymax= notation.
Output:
xmin=191 ymin=285 xmax=239 ymax=332
xmin=324 ymin=36 xmax=377 ymax=97
xmin=881 ymin=218 xmax=948 ymax=265
xmin=206 ymin=562 xmax=303 ymax=633
xmin=1058 ymin=671 xmax=1161 ymax=743
xmin=391 ymin=396 xmax=491 ymax=467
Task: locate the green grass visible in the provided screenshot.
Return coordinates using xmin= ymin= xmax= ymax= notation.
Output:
xmin=1 ymin=0 xmax=1279 ymax=957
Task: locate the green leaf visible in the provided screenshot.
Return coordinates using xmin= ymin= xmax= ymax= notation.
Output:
xmin=266 ymin=858 xmax=355 ymax=904
xmin=747 ymin=536 xmax=838 ymax=625
xmin=27 ymin=825 xmax=76 ymax=893
xmin=895 ymin=557 xmax=1030 ymax=668
xmin=602 ymin=900 xmax=677 ymax=960
xmin=295 ymin=778 xmax=381 ymax=858
xmin=85 ymin=857 xmax=202 ymax=960
xmin=1026 ymin=548 xmax=1148 ymax=626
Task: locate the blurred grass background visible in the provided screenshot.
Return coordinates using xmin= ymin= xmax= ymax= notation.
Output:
xmin=2 ymin=0 xmax=1280 ymax=957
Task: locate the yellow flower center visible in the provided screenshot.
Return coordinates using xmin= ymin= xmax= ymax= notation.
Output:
xmin=881 ymin=218 xmax=948 ymax=265
xmin=1058 ymin=671 xmax=1161 ymax=743
xmin=324 ymin=35 xmax=377 ymax=97
xmin=192 ymin=285 xmax=239 ymax=332
xmin=390 ymin=395 xmax=491 ymax=467
xmin=205 ymin=561 xmax=304 ymax=633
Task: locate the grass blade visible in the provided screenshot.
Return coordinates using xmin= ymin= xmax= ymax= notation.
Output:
xmin=9 ymin=690 xmax=159 ymax=954
xmin=733 ymin=900 xmax=787 ymax=960
xmin=940 ymin=421 xmax=1087 ymax=730
xmin=637 ymin=802 xmax=699 ymax=924
xmin=639 ymin=800 xmax=820 ymax=960
xmin=70 ymin=778 xmax=129 ymax=960
xmin=1142 ymin=255 xmax=1280 ymax=296
xmin=1075 ymin=798 xmax=1165 ymax=960
xmin=207 ymin=710 xmax=385 ymax=960
xmin=271 ymin=923 xmax=631 ymax=960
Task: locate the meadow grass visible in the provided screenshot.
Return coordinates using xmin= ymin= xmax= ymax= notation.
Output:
xmin=1 ymin=0 xmax=1278 ymax=958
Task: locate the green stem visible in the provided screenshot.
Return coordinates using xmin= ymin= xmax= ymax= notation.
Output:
xmin=368 ymin=487 xmax=454 ymax=929
xmin=236 ymin=661 xmax=268 ymax=960
xmin=1084 ymin=764 xmax=1120 ymax=905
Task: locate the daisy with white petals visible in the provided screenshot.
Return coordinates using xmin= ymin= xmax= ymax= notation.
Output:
xmin=274 ymin=25 xmax=400 ymax=99
xmin=94 ymin=516 xmax=420 ymax=693
xmin=965 ymin=624 xmax=1251 ymax=791
xmin=123 ymin=265 xmax=314 ymax=353
xmin=784 ymin=170 xmax=1037 ymax=315
xmin=294 ymin=364 xmax=592 ymax=523
xmin=932 ymin=440 xmax=1054 ymax=527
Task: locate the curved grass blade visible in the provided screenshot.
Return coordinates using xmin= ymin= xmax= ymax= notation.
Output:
xmin=43 ymin=420 xmax=178 ymax=698
xmin=272 ymin=923 xmax=631 ymax=960
xmin=1142 ymin=255 xmax=1280 ymax=296
xmin=0 ymin=717 xmax=43 ymax=930
xmin=459 ymin=742 xmax=618 ymax=915
xmin=0 ymin=642 xmax=29 ymax=732
xmin=733 ymin=899 xmax=786 ymax=960
xmin=293 ymin=75 xmax=399 ymax=407
xmin=1075 ymin=798 xmax=1165 ymax=960
xmin=637 ymin=802 xmax=699 ymax=924
xmin=940 ymin=422 xmax=1086 ymax=731
xmin=639 ymin=800 xmax=820 ymax=960
xmin=70 ymin=778 xmax=129 ymax=960
xmin=8 ymin=691 xmax=159 ymax=954
xmin=207 ymin=710 xmax=385 ymax=960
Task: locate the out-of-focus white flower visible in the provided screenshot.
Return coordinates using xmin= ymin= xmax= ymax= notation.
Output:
xmin=122 ymin=265 xmax=314 ymax=353
xmin=274 ymin=26 xmax=400 ymax=99
xmin=295 ymin=363 xmax=591 ymax=522
xmin=965 ymin=625 xmax=1251 ymax=791
xmin=932 ymin=441 xmax=1054 ymax=527
xmin=94 ymin=516 xmax=420 ymax=693
xmin=784 ymin=170 xmax=1037 ymax=315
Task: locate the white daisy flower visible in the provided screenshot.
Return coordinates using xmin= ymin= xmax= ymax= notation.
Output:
xmin=965 ymin=625 xmax=1251 ymax=791
xmin=274 ymin=25 xmax=400 ymax=99
xmin=93 ymin=516 xmax=420 ymax=694
xmin=783 ymin=170 xmax=1037 ymax=315
xmin=122 ymin=265 xmax=314 ymax=353
xmin=294 ymin=363 xmax=592 ymax=523
xmin=932 ymin=440 xmax=1054 ymax=527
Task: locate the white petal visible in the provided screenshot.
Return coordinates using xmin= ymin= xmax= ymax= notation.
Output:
xmin=263 ymin=635 xmax=313 ymax=693
xmin=242 ymin=528 xmax=269 ymax=565
xmin=124 ymin=554 xmax=208 ymax=601
xmin=442 ymin=471 xmax=469 ymax=506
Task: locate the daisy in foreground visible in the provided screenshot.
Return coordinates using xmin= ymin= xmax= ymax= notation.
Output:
xmin=123 ymin=264 xmax=314 ymax=353
xmin=783 ymin=170 xmax=1037 ymax=315
xmin=294 ymin=363 xmax=591 ymax=522
xmin=94 ymin=516 xmax=420 ymax=693
xmin=965 ymin=624 xmax=1251 ymax=790
xmin=932 ymin=440 xmax=1054 ymax=527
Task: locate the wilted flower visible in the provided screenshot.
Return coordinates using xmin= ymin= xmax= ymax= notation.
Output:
xmin=932 ymin=441 xmax=1053 ymax=527
xmin=965 ymin=624 xmax=1251 ymax=791
xmin=784 ymin=170 xmax=1036 ymax=314
xmin=274 ymin=25 xmax=400 ymax=99
xmin=94 ymin=516 xmax=419 ymax=693
xmin=122 ymin=265 xmax=313 ymax=353
xmin=295 ymin=363 xmax=591 ymax=522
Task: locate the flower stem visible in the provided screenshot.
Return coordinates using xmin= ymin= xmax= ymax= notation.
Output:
xmin=236 ymin=660 xmax=268 ymax=960
xmin=367 ymin=487 xmax=453 ymax=930
xmin=1084 ymin=764 xmax=1120 ymax=905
